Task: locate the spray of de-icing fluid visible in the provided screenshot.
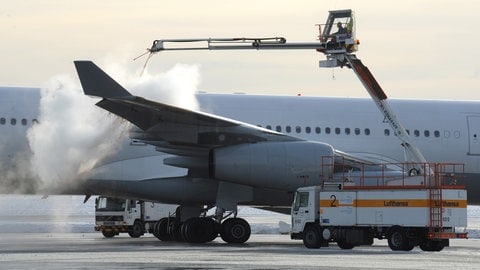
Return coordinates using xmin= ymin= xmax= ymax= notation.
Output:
xmin=24 ymin=62 xmax=200 ymax=194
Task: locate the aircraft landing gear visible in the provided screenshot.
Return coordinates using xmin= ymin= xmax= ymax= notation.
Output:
xmin=152 ymin=206 xmax=251 ymax=244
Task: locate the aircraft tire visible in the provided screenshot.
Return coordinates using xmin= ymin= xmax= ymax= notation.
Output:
xmin=182 ymin=217 xmax=217 ymax=243
xmin=220 ymin=218 xmax=251 ymax=244
xmin=168 ymin=218 xmax=184 ymax=241
xmin=154 ymin=218 xmax=171 ymax=241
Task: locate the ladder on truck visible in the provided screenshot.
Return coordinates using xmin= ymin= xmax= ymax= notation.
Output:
xmin=429 ymin=165 xmax=442 ymax=236
xmin=427 ymin=163 xmax=467 ymax=239
xmin=139 ymin=9 xmax=430 ymax=173
xmin=430 ymin=186 xmax=443 ymax=233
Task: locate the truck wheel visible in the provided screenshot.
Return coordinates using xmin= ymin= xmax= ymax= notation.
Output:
xmin=220 ymin=218 xmax=251 ymax=244
xmin=419 ymin=240 xmax=444 ymax=252
xmin=128 ymin=221 xmax=144 ymax=238
xmin=303 ymin=225 xmax=321 ymax=249
xmin=102 ymin=230 xmax=115 ymax=238
xmin=337 ymin=240 xmax=354 ymax=250
xmin=388 ymin=226 xmax=409 ymax=251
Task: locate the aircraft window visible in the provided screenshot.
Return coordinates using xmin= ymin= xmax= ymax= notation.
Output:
xmin=295 ymin=126 xmax=301 ymax=133
xmin=424 ymin=130 xmax=430 ymax=137
xmin=414 ymin=130 xmax=420 ymax=137
xmin=21 ymin=119 xmax=27 ymax=126
xmin=454 ymin=131 xmax=461 ymax=138
xmin=266 ymin=125 xmax=272 ymax=130
xmin=444 ymin=131 xmax=450 ymax=138
xmin=276 ymin=125 xmax=282 ymax=132
xmin=286 ymin=126 xmax=292 ymax=133
xmin=325 ymin=127 xmax=331 ymax=134
xmin=11 ymin=118 xmax=16 ymax=126
xmin=345 ymin=128 xmax=350 ymax=135
xmin=315 ymin=127 xmax=321 ymax=134
xmin=434 ymin=130 xmax=440 ymax=138
xmin=364 ymin=128 xmax=370 ymax=135
xmin=354 ymin=128 xmax=360 ymax=135
xmin=0 ymin=117 xmax=5 ymax=125
xmin=384 ymin=129 xmax=390 ymax=136
xmin=335 ymin=127 xmax=341 ymax=135
xmin=305 ymin=127 xmax=311 ymax=134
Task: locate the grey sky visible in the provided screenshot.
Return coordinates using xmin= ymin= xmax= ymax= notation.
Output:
xmin=1 ymin=1 xmax=479 ymax=99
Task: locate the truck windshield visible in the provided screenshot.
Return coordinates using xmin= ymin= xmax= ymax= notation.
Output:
xmin=95 ymin=197 xmax=125 ymax=211
xmin=293 ymin=192 xmax=309 ymax=211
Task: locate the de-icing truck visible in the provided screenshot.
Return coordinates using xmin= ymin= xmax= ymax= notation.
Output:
xmin=95 ymin=196 xmax=177 ymax=238
xmin=291 ymin=162 xmax=468 ymax=251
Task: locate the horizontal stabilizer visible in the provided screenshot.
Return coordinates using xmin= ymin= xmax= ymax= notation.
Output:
xmin=74 ymin=61 xmax=132 ymax=98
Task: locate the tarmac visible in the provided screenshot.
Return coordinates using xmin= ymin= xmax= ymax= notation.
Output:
xmin=0 ymin=233 xmax=479 ymax=270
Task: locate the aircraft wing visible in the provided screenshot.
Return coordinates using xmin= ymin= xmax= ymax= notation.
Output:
xmin=74 ymin=61 xmax=301 ymax=153
xmin=74 ymin=61 xmax=375 ymax=167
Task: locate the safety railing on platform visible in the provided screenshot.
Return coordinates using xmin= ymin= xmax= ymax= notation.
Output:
xmin=320 ymin=156 xmax=465 ymax=190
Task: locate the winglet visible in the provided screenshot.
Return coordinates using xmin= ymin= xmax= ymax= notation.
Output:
xmin=74 ymin=61 xmax=132 ymax=98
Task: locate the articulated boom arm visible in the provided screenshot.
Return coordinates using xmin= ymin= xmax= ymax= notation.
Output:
xmin=147 ymin=37 xmax=349 ymax=54
xmin=140 ymin=9 xmax=429 ymax=172
xmin=343 ymin=55 xmax=429 ymax=166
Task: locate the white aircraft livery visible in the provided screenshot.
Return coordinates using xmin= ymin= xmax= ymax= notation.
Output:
xmin=1 ymin=61 xmax=479 ymax=243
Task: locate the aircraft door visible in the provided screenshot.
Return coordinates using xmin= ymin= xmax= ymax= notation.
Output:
xmin=467 ymin=116 xmax=480 ymax=155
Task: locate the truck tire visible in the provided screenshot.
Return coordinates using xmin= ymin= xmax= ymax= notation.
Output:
xmin=128 ymin=220 xmax=144 ymax=238
xmin=388 ymin=226 xmax=411 ymax=251
xmin=303 ymin=225 xmax=321 ymax=249
xmin=419 ymin=240 xmax=445 ymax=252
xmin=337 ymin=240 xmax=354 ymax=250
xmin=102 ymin=230 xmax=115 ymax=238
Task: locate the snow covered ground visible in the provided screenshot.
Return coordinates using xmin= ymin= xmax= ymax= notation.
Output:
xmin=0 ymin=195 xmax=478 ymax=238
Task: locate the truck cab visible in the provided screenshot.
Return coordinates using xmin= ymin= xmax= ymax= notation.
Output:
xmin=291 ymin=186 xmax=319 ymax=234
xmin=95 ymin=196 xmax=143 ymax=238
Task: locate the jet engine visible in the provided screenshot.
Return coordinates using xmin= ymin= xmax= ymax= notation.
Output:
xmin=210 ymin=141 xmax=334 ymax=190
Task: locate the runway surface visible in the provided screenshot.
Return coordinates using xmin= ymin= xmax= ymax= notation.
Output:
xmin=0 ymin=233 xmax=479 ymax=270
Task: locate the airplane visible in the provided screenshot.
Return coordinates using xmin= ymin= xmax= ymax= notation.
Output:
xmin=1 ymin=65 xmax=480 ymax=243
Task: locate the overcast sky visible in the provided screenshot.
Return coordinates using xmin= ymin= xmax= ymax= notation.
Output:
xmin=1 ymin=1 xmax=480 ymax=100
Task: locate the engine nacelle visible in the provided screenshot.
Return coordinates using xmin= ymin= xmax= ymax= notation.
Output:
xmin=210 ymin=141 xmax=334 ymax=191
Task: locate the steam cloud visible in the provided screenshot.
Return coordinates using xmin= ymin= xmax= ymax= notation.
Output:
xmin=26 ymin=74 xmax=128 ymax=193
xmin=8 ymin=63 xmax=201 ymax=194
